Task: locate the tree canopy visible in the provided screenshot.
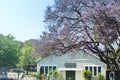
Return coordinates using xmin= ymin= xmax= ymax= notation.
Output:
xmin=39 ymin=0 xmax=120 ymax=77
xmin=0 ymin=34 xmax=22 ymax=67
xmin=19 ymin=41 xmax=36 ymax=66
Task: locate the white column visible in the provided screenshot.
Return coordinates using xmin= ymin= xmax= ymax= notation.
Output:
xmin=44 ymin=66 xmax=45 ymax=74
xmin=48 ymin=66 xmax=49 ymax=74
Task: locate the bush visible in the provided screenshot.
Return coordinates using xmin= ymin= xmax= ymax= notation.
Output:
xmin=97 ymin=73 xmax=105 ymax=80
xmin=82 ymin=70 xmax=92 ymax=80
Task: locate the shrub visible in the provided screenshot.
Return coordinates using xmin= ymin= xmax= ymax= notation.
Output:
xmin=53 ymin=69 xmax=58 ymax=79
xmin=97 ymin=73 xmax=105 ymax=80
xmin=82 ymin=70 xmax=92 ymax=80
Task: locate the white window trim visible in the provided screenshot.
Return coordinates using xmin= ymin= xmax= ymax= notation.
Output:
xmin=84 ymin=65 xmax=101 ymax=77
xmin=40 ymin=65 xmax=57 ymax=75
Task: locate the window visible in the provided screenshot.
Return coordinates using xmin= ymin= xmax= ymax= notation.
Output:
xmin=94 ymin=67 xmax=97 ymax=76
xmin=85 ymin=66 xmax=88 ymax=70
xmin=65 ymin=63 xmax=76 ymax=68
xmin=49 ymin=66 xmax=52 ymax=70
xmin=85 ymin=65 xmax=101 ymax=76
xmin=40 ymin=66 xmax=44 ymax=75
xmin=40 ymin=65 xmax=57 ymax=75
xmin=45 ymin=66 xmax=48 ymax=74
xmin=90 ymin=67 xmax=92 ymax=75
xmin=98 ymin=66 xmax=101 ymax=73
xmin=53 ymin=66 xmax=56 ymax=70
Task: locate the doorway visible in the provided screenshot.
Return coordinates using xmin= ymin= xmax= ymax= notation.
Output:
xmin=66 ymin=71 xmax=75 ymax=80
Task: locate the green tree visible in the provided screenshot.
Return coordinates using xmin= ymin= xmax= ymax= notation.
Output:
xmin=0 ymin=34 xmax=22 ymax=67
xmin=19 ymin=41 xmax=35 ymax=66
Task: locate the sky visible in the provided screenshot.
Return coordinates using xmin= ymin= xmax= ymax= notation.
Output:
xmin=0 ymin=0 xmax=54 ymax=42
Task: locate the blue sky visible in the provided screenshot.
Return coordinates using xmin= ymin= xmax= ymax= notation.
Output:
xmin=0 ymin=0 xmax=54 ymax=42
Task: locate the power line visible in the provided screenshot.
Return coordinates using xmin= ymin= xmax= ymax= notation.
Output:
xmin=0 ymin=13 xmax=41 ymax=16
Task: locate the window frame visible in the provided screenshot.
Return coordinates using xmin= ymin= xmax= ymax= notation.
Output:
xmin=40 ymin=65 xmax=57 ymax=75
xmin=84 ymin=65 xmax=101 ymax=77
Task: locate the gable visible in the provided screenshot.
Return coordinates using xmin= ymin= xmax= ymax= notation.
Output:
xmin=37 ymin=50 xmax=101 ymax=64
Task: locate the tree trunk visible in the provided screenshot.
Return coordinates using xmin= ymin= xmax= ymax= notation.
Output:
xmin=115 ymin=70 xmax=120 ymax=80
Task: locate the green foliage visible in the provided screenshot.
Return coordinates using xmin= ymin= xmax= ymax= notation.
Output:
xmin=97 ymin=73 xmax=105 ymax=80
xmin=35 ymin=71 xmax=40 ymax=77
xmin=53 ymin=69 xmax=58 ymax=79
xmin=19 ymin=41 xmax=36 ymax=66
xmin=0 ymin=34 xmax=22 ymax=67
xmin=82 ymin=70 xmax=92 ymax=80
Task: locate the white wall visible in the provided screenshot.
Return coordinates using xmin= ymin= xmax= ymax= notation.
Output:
xmin=76 ymin=71 xmax=82 ymax=80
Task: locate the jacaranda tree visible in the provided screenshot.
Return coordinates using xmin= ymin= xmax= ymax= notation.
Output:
xmin=39 ymin=0 xmax=120 ymax=79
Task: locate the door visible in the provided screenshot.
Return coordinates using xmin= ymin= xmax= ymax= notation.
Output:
xmin=66 ymin=71 xmax=75 ymax=80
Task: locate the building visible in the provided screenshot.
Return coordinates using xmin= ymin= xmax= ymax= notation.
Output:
xmin=36 ymin=50 xmax=106 ymax=80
